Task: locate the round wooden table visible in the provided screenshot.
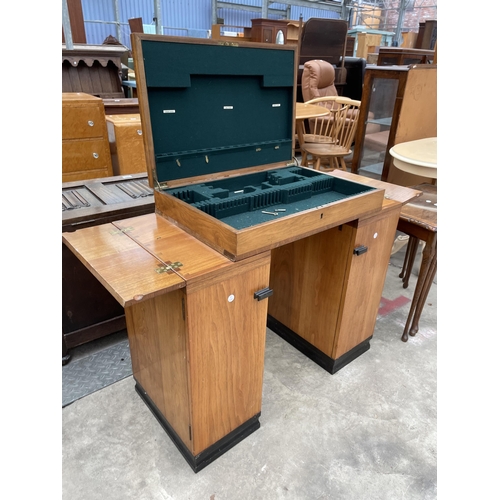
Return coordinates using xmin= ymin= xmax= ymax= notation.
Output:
xmin=389 ymin=137 xmax=437 ymax=179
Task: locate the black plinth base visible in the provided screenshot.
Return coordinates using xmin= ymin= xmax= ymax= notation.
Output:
xmin=267 ymin=315 xmax=371 ymax=374
xmin=135 ymin=381 xmax=261 ymax=473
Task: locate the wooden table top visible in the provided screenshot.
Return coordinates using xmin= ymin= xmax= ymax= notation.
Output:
xmin=399 ymin=183 xmax=437 ymax=232
xmin=389 ymin=137 xmax=437 ymax=179
xmin=295 ymin=102 xmax=330 ymax=120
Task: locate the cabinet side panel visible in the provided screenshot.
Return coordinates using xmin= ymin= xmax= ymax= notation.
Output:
xmin=268 ymin=225 xmax=355 ymax=356
xmin=333 ymin=207 xmax=400 ymax=358
xmin=186 ymin=256 xmax=270 ymax=456
xmin=387 ymin=67 xmax=437 ymax=186
xmin=126 ymin=290 xmax=192 ymax=450
xmin=114 ymin=123 xmax=147 ymax=175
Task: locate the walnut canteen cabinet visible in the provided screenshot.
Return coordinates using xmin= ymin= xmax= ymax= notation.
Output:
xmin=62 ymin=35 xmax=420 ymax=473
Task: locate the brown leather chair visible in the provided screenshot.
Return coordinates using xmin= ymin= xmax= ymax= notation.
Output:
xmin=301 ymin=60 xmax=338 ymax=102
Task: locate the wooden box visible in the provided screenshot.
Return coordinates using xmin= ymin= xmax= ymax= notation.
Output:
xmin=62 ymin=93 xmax=114 ymax=182
xmin=250 ymin=18 xmax=288 ymax=43
xmin=133 ymin=35 xmax=384 ymax=261
xmin=106 ymin=114 xmax=147 ymax=175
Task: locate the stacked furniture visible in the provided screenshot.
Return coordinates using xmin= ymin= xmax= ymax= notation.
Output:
xmin=62 ymin=92 xmax=114 ymax=182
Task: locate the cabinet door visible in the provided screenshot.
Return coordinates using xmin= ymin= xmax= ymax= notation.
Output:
xmin=262 ymin=27 xmax=274 ymax=43
xmin=333 ymin=205 xmax=400 ymax=359
xmin=268 ymin=225 xmax=354 ymax=357
xmin=185 ymin=253 xmax=270 ymax=456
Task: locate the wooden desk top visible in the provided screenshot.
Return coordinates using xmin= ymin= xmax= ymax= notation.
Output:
xmin=62 ymin=213 xmax=233 ymax=307
xmin=330 ymin=170 xmax=422 ymax=206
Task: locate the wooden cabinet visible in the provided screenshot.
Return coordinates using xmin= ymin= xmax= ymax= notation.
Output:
xmin=62 ymin=93 xmax=114 ymax=182
xmin=351 ymin=64 xmax=437 ymax=186
xmin=62 ymin=36 xmax=421 ymax=472
xmin=250 ymin=18 xmax=288 ymax=43
xmin=268 ymin=201 xmax=400 ymax=373
xmin=63 ymin=214 xmax=271 ymax=472
xmin=106 ymin=114 xmax=147 ymax=175
xmin=377 ymin=47 xmax=435 ymax=66
xmin=62 ymin=43 xmax=127 ymax=99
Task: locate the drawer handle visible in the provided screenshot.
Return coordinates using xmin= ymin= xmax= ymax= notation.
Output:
xmin=353 ymin=245 xmax=368 ymax=256
xmin=137 ymin=130 xmax=142 ymax=135
xmin=88 ymin=120 xmax=94 ymax=127
xmin=92 ymin=152 xmax=99 ymax=159
xmin=254 ymin=287 xmax=273 ymax=301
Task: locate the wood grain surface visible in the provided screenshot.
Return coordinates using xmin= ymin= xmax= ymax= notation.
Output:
xmin=186 ymin=253 xmax=270 ymax=455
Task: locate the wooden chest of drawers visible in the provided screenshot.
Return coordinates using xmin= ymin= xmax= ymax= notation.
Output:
xmin=62 ymin=93 xmax=113 ymax=182
xmin=106 ymin=114 xmax=147 ymax=175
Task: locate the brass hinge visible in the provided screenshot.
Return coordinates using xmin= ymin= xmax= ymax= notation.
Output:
xmin=109 ymin=226 xmax=133 ymax=236
xmin=155 ymin=261 xmax=183 ymax=274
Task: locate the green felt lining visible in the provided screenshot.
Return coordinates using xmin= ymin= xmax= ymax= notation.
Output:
xmin=163 ymin=166 xmax=376 ymax=229
xmin=139 ymin=39 xmax=295 ymax=182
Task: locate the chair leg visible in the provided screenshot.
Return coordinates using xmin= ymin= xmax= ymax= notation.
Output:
xmin=339 ymin=157 xmax=347 ymax=171
xmin=314 ymin=157 xmax=321 ymax=170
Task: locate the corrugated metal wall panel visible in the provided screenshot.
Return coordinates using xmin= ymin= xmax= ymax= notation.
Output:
xmin=81 ymin=0 xmax=118 ymax=44
xmin=81 ymin=1 xmax=341 ymax=48
xmin=289 ymin=6 xmax=340 ymax=22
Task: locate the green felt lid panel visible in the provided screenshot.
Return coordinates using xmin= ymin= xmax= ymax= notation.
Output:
xmin=138 ymin=39 xmax=296 ymax=183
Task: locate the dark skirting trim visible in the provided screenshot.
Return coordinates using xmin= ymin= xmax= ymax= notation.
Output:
xmin=267 ymin=315 xmax=371 ymax=374
xmin=135 ymin=381 xmax=261 ymax=473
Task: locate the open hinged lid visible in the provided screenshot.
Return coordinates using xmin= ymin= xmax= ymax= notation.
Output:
xmin=131 ymin=34 xmax=297 ymax=187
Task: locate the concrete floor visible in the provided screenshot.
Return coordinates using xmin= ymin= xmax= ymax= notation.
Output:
xmin=62 ymin=244 xmax=437 ymax=500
